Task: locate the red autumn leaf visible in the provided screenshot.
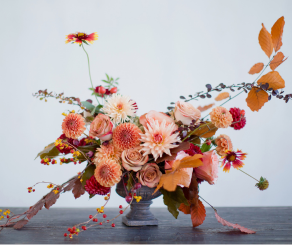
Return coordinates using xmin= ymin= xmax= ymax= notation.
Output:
xmin=13 ymin=220 xmax=29 ymax=230
xmin=270 ymin=52 xmax=288 ymax=71
xmin=191 ymin=199 xmax=206 ymax=227
xmin=246 ymin=87 xmax=269 ymax=112
xmin=44 ymin=191 xmax=60 ymax=209
xmin=248 ymin=63 xmax=264 ymax=75
xmin=258 ymin=23 xmax=273 ymax=58
xmin=271 ymin=16 xmax=285 ymax=52
xmin=215 ymin=211 xmax=256 ymax=234
xmin=179 ymin=202 xmax=191 ymax=214
xmin=257 ymin=71 xmax=285 ymax=90
xmin=72 ymin=178 xmax=85 ymax=199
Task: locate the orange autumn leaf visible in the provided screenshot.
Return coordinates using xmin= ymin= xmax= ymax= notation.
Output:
xmin=270 ymin=52 xmax=288 ymax=71
xmin=248 ymin=63 xmax=264 ymax=75
xmin=191 ymin=199 xmax=206 ymax=227
xmin=215 ymin=92 xmax=229 ymax=101
xmin=154 ymin=155 xmax=203 ymax=193
xmin=193 ymin=121 xmax=218 ymax=138
xmin=258 ymin=23 xmax=273 ymax=58
xmin=197 ymin=103 xmax=215 ymax=112
xmin=246 ymin=87 xmax=269 ymax=112
xmin=257 ymin=71 xmax=285 ymax=90
xmin=271 ymin=16 xmax=285 ymax=52
xmin=179 ymin=202 xmax=191 ymax=214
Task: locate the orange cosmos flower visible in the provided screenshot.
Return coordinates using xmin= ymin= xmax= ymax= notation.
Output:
xmin=62 ymin=113 xmax=86 ymax=139
xmin=65 ymin=32 xmax=98 ymax=45
xmin=221 ymin=150 xmax=247 ymax=173
xmin=94 ymin=159 xmax=122 ymax=187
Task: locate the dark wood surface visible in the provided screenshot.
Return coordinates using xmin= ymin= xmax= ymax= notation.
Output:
xmin=0 ymin=207 xmax=291 ymax=244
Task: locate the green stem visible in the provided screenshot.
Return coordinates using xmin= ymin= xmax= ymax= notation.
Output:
xmin=238 ymin=169 xmax=259 ymax=182
xmin=81 ymin=43 xmax=100 ymax=105
xmin=199 ymin=195 xmax=217 ymax=212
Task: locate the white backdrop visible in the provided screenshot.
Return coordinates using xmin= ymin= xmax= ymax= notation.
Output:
xmin=0 ymin=0 xmax=291 ymax=208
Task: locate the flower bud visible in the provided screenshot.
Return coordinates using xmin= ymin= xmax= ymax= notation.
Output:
xmin=255 ymin=177 xmax=269 ymax=191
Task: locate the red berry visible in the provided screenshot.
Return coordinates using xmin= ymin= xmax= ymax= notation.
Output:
xmin=48 ymin=158 xmax=51 ymax=162
xmin=69 ymin=234 xmax=72 ymax=238
xmin=133 ymin=193 xmax=137 ymax=196
xmin=98 ymin=86 xmax=106 ymax=94
xmin=41 ymin=159 xmax=44 ymax=163
xmin=72 ymin=227 xmax=76 ymax=231
xmin=93 ymin=218 xmax=98 ymax=222
xmin=134 ymin=183 xmax=141 ymax=189
xmin=7 ymin=215 xmax=10 ymax=218
xmin=110 ymin=87 xmax=118 ymax=94
xmin=33 ymin=189 xmax=35 ymax=192
xmin=111 ymin=223 xmax=115 ymax=227
xmin=119 ymin=210 xmax=123 ymax=214
xmin=106 ymin=220 xmax=109 ymax=223
xmin=103 ymin=214 xmax=107 ymax=218
xmin=28 ymin=191 xmax=30 ymax=193
xmin=70 ymin=158 xmax=74 ymax=161
xmin=67 ymin=228 xmax=71 ymax=232
xmin=64 ymin=233 xmax=68 ymax=237
xmin=89 ymin=215 xmax=93 ymax=219
xmin=119 ymin=205 xmax=122 ymax=209
xmin=241 ymin=110 xmax=245 ymax=116
xmin=206 ymin=140 xmax=211 ymax=146
xmin=99 ymin=222 xmax=103 ymax=225
xmin=125 ymin=196 xmax=132 ymax=203
xmin=81 ymin=226 xmax=87 ymax=230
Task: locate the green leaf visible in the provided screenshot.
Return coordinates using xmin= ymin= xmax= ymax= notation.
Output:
xmin=126 ymin=173 xmax=134 ymax=191
xmin=89 ymin=194 xmax=95 ymax=199
xmin=81 ymin=164 xmax=96 ymax=188
xmin=77 ymin=144 xmax=99 ymax=154
xmin=39 ymin=97 xmax=43 ymax=100
xmin=35 ymin=143 xmax=60 ymax=160
xmin=82 ymin=40 xmax=89 ymax=45
xmin=81 ymin=101 xmax=95 ymax=111
xmin=200 ymin=143 xmax=212 ymax=153
xmin=160 ymin=187 xmax=189 ymax=219
xmin=89 ymin=88 xmax=94 ymax=91
xmin=106 ymin=74 xmax=109 ymax=81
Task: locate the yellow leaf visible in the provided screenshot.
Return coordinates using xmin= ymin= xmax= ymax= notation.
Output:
xmin=258 ymin=23 xmax=273 ymax=58
xmin=271 ymin=16 xmax=285 ymax=52
xmin=257 ymin=71 xmax=285 ymax=90
xmin=248 ymin=63 xmax=264 ymax=75
xmin=269 ymin=52 xmax=288 ymax=71
xmin=215 ymin=92 xmax=229 ymax=101
xmin=246 ymin=87 xmax=269 ymax=112
xmin=175 ymin=155 xmax=203 ymax=170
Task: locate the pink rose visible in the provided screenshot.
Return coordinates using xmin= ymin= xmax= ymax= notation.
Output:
xmin=139 ymin=110 xmax=177 ymax=130
xmin=165 ymin=151 xmax=193 ymax=188
xmin=122 ymin=147 xmax=149 ymax=172
xmin=136 ymin=163 xmax=162 ymax=188
xmin=174 ymin=101 xmax=201 ymax=125
xmin=194 ymin=150 xmax=218 ymax=185
xmin=89 ymin=113 xmax=113 ymax=141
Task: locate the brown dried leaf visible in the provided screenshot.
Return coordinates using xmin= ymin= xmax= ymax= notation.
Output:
xmin=215 ymin=92 xmax=230 ymax=101
xmin=25 ymin=200 xmax=45 ymax=220
xmin=248 ymin=63 xmax=264 ymax=75
xmin=194 ymin=122 xmax=218 ymax=138
xmin=215 ymin=211 xmax=256 ymax=234
xmin=13 ymin=220 xmax=29 ymax=230
xmin=271 ymin=16 xmax=285 ymax=52
xmin=191 ymin=199 xmax=206 ymax=227
xmin=246 ymin=87 xmax=269 ymax=112
xmin=179 ymin=202 xmax=191 ymax=214
xmin=72 ymin=178 xmax=85 ymax=199
xmin=44 ymin=191 xmax=60 ymax=209
xmin=156 ymin=142 xmax=190 ymax=163
xmin=270 ymin=52 xmax=288 ymax=71
xmin=259 ymin=23 xmax=273 ymax=58
xmin=197 ymin=103 xmax=215 ymax=112
xmin=63 ymin=177 xmax=77 ymax=192
xmin=257 ymin=71 xmax=285 ymax=90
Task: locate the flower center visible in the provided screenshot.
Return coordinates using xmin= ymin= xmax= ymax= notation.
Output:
xmin=117 ymin=103 xmax=123 ymax=111
xmin=153 ymin=134 xmax=163 ymax=144
xmin=77 ymin=33 xmax=86 ymax=37
xmin=227 ymin=153 xmax=236 ymax=162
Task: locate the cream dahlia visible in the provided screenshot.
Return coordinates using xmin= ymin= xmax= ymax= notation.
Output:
xmin=140 ymin=119 xmax=181 ymax=161
xmin=113 ymin=123 xmax=142 ymax=151
xmin=93 ymin=142 xmax=122 ymax=165
xmin=94 ymin=158 xmax=122 ymax=187
xmin=61 ymin=113 xmax=86 ymax=139
xmin=102 ymin=94 xmax=137 ymax=125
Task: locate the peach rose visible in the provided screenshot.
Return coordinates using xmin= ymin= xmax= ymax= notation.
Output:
xmin=165 ymin=151 xmax=193 ymax=188
xmin=194 ymin=150 xmax=218 ymax=185
xmin=215 ymin=134 xmax=233 ymax=156
xmin=174 ymin=101 xmax=201 ymax=125
xmin=122 ymin=147 xmax=149 ymax=172
xmin=89 ymin=113 xmax=113 ymax=141
xmin=136 ymin=163 xmax=162 ymax=188
xmin=139 ymin=110 xmax=176 ymax=130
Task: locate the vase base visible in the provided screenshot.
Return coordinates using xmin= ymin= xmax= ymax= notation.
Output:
xmin=122 ymin=216 xmax=158 ymax=226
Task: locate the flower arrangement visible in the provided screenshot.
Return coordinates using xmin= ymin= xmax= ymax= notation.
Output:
xmin=0 ymin=16 xmax=290 ymax=238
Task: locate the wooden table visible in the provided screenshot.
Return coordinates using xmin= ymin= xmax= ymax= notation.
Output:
xmin=0 ymin=207 xmax=291 ymax=244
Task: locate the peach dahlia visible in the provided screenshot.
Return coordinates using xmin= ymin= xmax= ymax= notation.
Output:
xmin=61 ymin=113 xmax=86 ymax=139
xmin=94 ymin=159 xmax=122 ymax=187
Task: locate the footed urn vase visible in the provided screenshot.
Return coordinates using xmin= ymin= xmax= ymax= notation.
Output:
xmin=116 ymin=180 xmax=162 ymax=226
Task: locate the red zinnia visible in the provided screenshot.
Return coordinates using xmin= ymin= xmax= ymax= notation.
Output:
xmin=229 ymin=107 xmax=246 ymax=130
xmin=84 ymin=175 xmax=110 ymax=196
xmin=66 ymin=32 xmax=98 ymax=45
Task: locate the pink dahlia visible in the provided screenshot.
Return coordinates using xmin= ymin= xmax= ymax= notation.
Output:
xmin=62 ymin=113 xmax=86 ymax=139
xmin=229 ymin=107 xmax=246 ymax=130
xmin=84 ymin=175 xmax=110 ymax=196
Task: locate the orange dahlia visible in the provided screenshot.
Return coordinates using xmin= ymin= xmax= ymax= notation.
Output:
xmin=209 ymin=106 xmax=233 ymax=128
xmin=94 ymin=159 xmax=122 ymax=187
xmin=93 ymin=142 xmax=122 ymax=165
xmin=65 ymin=32 xmax=98 ymax=45
xmin=112 ymin=123 xmax=142 ymax=151
xmin=62 ymin=113 xmax=86 ymax=139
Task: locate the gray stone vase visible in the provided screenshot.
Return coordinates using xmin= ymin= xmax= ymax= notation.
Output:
xmin=116 ymin=180 xmax=162 ymax=226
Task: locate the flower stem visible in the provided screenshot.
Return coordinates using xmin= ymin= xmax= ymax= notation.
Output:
xmin=81 ymin=43 xmax=100 ymax=105
xmin=199 ymin=195 xmax=217 ymax=212
xmin=238 ymin=169 xmax=259 ymax=182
